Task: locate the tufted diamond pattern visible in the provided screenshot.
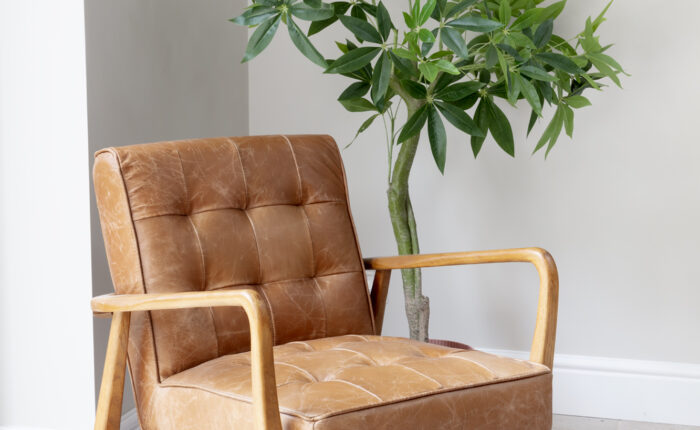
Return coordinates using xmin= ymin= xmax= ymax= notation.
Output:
xmin=94 ymin=135 xmax=375 ymax=380
xmin=160 ymin=335 xmax=550 ymax=424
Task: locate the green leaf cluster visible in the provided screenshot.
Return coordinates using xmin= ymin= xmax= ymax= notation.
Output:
xmin=232 ymin=0 xmax=626 ymax=170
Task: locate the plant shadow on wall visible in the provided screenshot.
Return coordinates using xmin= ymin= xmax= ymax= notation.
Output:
xmin=233 ymin=0 xmax=626 ymax=342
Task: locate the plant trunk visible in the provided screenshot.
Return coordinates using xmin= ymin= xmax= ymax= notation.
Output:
xmin=386 ymin=90 xmax=430 ymax=342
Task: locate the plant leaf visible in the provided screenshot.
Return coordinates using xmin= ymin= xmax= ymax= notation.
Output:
xmin=400 ymin=80 xmax=428 ymax=99
xmin=339 ymin=15 xmax=383 ymax=43
xmin=565 ymin=95 xmax=591 ymax=108
xmin=242 ymin=14 xmax=281 ymax=63
xmin=510 ymin=8 xmax=542 ymax=31
xmin=288 ymin=17 xmax=328 ymax=67
xmin=534 ymin=105 xmax=563 ymax=155
xmin=440 ymin=27 xmax=469 ymax=59
xmin=427 ymin=105 xmax=447 ymax=173
xmin=436 ymin=81 xmax=483 ymax=101
xmin=447 ymin=16 xmax=504 ymax=32
xmin=446 ymin=0 xmax=479 ymax=19
xmin=418 ymin=61 xmax=440 ymax=81
xmin=346 ymin=113 xmax=380 ymax=147
xmin=376 ymin=1 xmax=393 ymax=40
xmin=535 ymin=52 xmax=583 ymax=75
xmin=517 ymin=74 xmax=542 ymax=115
xmin=527 ymin=109 xmax=538 ymax=136
xmin=533 ymin=19 xmax=553 ymax=48
xmin=498 ymin=0 xmax=511 ymax=25
xmin=519 ymin=65 xmax=556 ymax=82
xmin=389 ymin=50 xmax=419 ymax=78
xmin=290 ymin=3 xmax=335 ymax=21
xmin=398 ymin=104 xmax=430 ymax=143
xmin=338 ymin=82 xmax=371 ymax=100
xmin=435 ymin=101 xmax=484 ymax=137
xmin=230 ymin=6 xmax=277 ymax=26
xmin=434 ymin=59 xmax=460 ymax=75
xmin=419 ymin=0 xmax=438 ymax=25
xmin=339 ymin=97 xmax=376 ymax=112
xmin=371 ymin=51 xmax=391 ymax=107
xmin=419 ymin=28 xmax=436 ymax=43
xmin=562 ymin=104 xmax=574 ymax=137
xmin=308 ymin=2 xmax=351 ymax=36
xmin=485 ymin=98 xmax=515 ymax=156
xmin=471 ymin=98 xmax=488 ymax=157
xmin=326 ymin=47 xmax=381 ymax=73
xmin=538 ymin=0 xmax=567 ymax=23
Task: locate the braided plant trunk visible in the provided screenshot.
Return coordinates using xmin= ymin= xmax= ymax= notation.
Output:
xmin=387 ymin=79 xmax=430 ymax=342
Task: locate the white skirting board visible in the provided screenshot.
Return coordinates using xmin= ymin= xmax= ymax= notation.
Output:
xmin=482 ymin=348 xmax=700 ymax=427
xmin=119 ymin=351 xmax=700 ymax=428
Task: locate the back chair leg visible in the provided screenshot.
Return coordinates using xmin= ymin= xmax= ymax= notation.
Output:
xmin=95 ymin=312 xmax=130 ymax=430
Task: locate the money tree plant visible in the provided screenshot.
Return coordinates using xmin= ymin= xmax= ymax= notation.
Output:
xmin=232 ymin=0 xmax=625 ymax=342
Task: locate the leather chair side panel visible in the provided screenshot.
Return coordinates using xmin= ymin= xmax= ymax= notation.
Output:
xmin=94 ymin=152 xmax=161 ymax=428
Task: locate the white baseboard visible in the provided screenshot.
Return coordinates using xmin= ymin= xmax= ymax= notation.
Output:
xmin=118 ymin=351 xmax=700 ymax=428
xmin=120 ymin=408 xmax=139 ymax=430
xmin=481 ymin=347 xmax=700 ymax=427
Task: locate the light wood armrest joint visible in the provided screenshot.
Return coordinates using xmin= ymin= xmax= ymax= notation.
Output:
xmin=364 ymin=248 xmax=558 ymax=368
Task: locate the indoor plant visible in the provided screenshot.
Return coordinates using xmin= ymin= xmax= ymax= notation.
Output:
xmin=232 ymin=0 xmax=624 ymax=342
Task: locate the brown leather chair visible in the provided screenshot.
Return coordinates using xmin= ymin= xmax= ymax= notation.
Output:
xmin=91 ymin=135 xmax=558 ymax=430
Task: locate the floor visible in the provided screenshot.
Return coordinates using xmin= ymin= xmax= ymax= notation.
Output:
xmin=553 ymin=415 xmax=700 ymax=429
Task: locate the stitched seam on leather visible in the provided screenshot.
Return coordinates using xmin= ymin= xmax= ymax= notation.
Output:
xmin=111 ymin=148 xmax=164 ymax=383
xmin=326 ymin=135 xmax=376 ymax=335
xmin=227 ymin=138 xmax=250 ymax=210
xmin=177 ymin=149 xmax=220 ymax=360
xmin=205 ymin=271 xmax=364 ymax=291
xmin=392 ymin=363 xmax=444 ymax=387
xmin=329 ymin=347 xmax=379 ymax=366
xmin=310 ymin=371 xmax=551 ymax=422
xmin=239 ymin=187 xmax=263 ymax=285
xmin=310 ymin=278 xmax=328 ymax=338
xmin=159 ymin=369 xmax=550 ymax=422
xmin=130 ymin=201 xmax=349 ymax=221
xmin=444 ymin=354 xmax=497 ymax=377
xmin=284 ymin=340 xmax=315 ymax=351
xmin=281 ymin=135 xmax=304 ymax=204
xmin=276 ymin=362 xmax=319 ymax=382
xmin=333 ymin=379 xmax=382 ymax=401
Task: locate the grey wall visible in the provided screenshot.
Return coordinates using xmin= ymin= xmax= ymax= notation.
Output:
xmin=84 ymin=0 xmax=249 ymax=413
xmin=249 ymin=0 xmax=700 ymax=364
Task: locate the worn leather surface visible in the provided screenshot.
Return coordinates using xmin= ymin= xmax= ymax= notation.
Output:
xmin=155 ymin=335 xmax=551 ymax=429
xmin=93 ymin=135 xmax=553 ymax=429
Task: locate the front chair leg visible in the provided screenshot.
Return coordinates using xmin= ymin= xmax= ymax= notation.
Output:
xmin=95 ymin=312 xmax=131 ymax=430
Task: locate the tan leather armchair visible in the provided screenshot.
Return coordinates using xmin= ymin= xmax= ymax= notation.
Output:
xmin=92 ymin=135 xmax=558 ymax=430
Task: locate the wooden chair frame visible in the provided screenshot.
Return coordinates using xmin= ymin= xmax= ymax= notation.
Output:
xmin=91 ymin=247 xmax=558 ymax=430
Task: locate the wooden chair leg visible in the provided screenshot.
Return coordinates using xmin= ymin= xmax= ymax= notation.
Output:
xmin=370 ymin=270 xmax=392 ymax=335
xmin=95 ymin=312 xmax=131 ymax=430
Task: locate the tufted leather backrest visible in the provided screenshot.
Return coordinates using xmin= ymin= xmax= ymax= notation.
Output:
xmin=93 ymin=135 xmax=375 ymax=380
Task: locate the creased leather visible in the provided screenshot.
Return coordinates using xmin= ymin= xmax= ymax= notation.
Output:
xmin=156 ymin=335 xmax=551 ymax=429
xmin=93 ymin=135 xmax=553 ymax=430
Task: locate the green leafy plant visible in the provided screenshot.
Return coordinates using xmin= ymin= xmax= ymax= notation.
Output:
xmin=232 ymin=0 xmax=625 ymax=342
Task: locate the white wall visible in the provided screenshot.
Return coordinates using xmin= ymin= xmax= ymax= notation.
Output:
xmin=0 ymin=1 xmax=95 ymax=429
xmin=249 ymin=0 xmax=700 ymax=420
xmin=84 ymin=0 xmax=250 ymax=416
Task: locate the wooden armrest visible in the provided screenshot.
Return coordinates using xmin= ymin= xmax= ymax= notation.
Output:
xmin=92 ymin=289 xmax=282 ymax=430
xmin=363 ymin=248 xmax=559 ymax=368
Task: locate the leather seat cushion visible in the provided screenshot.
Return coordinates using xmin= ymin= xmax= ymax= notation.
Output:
xmin=155 ymin=335 xmax=551 ymax=429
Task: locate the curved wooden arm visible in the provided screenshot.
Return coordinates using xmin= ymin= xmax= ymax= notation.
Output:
xmin=92 ymin=290 xmax=282 ymax=430
xmin=363 ymin=247 xmax=559 ymax=368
